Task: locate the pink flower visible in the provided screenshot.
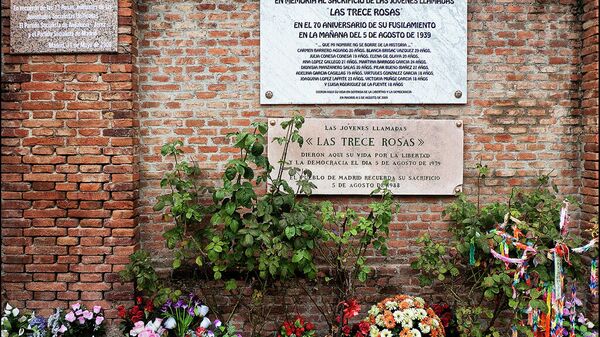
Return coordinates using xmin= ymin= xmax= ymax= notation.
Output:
xmin=65 ymin=312 xmax=76 ymax=322
xmin=83 ymin=310 xmax=93 ymax=320
xmin=95 ymin=316 xmax=104 ymax=326
xmin=138 ymin=330 xmax=160 ymax=337
xmin=130 ymin=321 xmax=146 ymax=335
xmin=93 ymin=306 xmax=102 ymax=314
xmin=71 ymin=303 xmax=81 ymax=311
xmin=59 ymin=325 xmax=67 ymax=333
xmin=75 ymin=310 xmax=83 ymax=316
xmin=78 ymin=316 xmax=86 ymax=324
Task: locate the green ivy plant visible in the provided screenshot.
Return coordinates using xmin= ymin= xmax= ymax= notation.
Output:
xmin=301 ymin=183 xmax=395 ymax=334
xmin=118 ymin=250 xmax=182 ymax=306
xmin=152 ymin=116 xmax=327 ymax=337
xmin=411 ymin=167 xmax=597 ymax=337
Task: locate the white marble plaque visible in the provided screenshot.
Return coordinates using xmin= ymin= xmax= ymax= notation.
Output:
xmin=10 ymin=0 xmax=118 ymax=54
xmin=260 ymin=0 xmax=467 ymax=104
xmin=268 ymin=118 xmax=463 ymax=195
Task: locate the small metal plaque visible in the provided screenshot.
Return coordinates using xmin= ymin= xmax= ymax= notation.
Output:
xmin=10 ymin=0 xmax=118 ymax=54
xmin=268 ymin=118 xmax=463 ymax=195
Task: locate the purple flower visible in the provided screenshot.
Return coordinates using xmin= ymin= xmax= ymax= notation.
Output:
xmin=214 ymin=319 xmax=222 ymax=328
xmin=174 ymin=299 xmax=184 ymax=309
xmin=29 ymin=315 xmax=47 ymax=332
xmin=578 ymin=313 xmax=588 ymax=324
xmin=161 ymin=300 xmax=173 ymax=313
xmin=65 ymin=311 xmax=76 ymax=322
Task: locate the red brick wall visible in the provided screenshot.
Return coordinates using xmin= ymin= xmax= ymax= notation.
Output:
xmin=1 ymin=0 xmax=599 ymax=332
xmin=580 ymin=0 xmax=599 ymax=228
xmin=1 ymin=0 xmax=138 ymax=319
xmin=136 ymin=0 xmax=585 ymax=264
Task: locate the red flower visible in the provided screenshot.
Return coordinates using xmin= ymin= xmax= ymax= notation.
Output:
xmin=285 ymin=327 xmax=293 ymax=336
xmin=343 ymin=299 xmax=361 ymax=319
xmin=136 ymin=296 xmax=143 ymax=305
xmin=117 ymin=305 xmax=126 ymax=319
xmin=144 ymin=300 xmax=154 ymax=313
xmin=196 ymin=327 xmax=206 ymax=335
xmin=130 ymin=306 xmax=143 ymax=322
xmin=342 ymin=325 xmax=351 ymax=336
xmin=358 ymin=321 xmax=370 ymax=334
xmin=305 ymin=323 xmax=315 ymax=331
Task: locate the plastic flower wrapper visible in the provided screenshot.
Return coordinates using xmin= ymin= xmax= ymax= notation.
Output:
xmin=1 ymin=303 xmax=30 ymax=337
xmin=161 ymin=293 xmax=210 ymax=337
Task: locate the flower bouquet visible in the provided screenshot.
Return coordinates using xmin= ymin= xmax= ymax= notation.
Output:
xmin=365 ymin=295 xmax=445 ymax=337
xmin=161 ymin=293 xmax=210 ymax=337
xmin=47 ymin=303 xmax=106 ymax=337
xmin=118 ymin=296 xmax=162 ymax=336
xmin=277 ymin=316 xmax=316 ymax=337
xmin=1 ymin=304 xmax=30 ymax=337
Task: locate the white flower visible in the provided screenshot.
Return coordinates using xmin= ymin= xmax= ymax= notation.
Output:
xmin=375 ymin=314 xmax=385 ymax=327
xmin=198 ymin=305 xmax=209 ymax=317
xmin=2 ymin=330 xmax=8 ymax=337
xmin=18 ymin=328 xmax=24 ymax=336
xmin=200 ymin=317 xmax=211 ymax=329
xmin=431 ymin=319 xmax=439 ymax=328
xmin=368 ymin=305 xmax=380 ymax=316
xmin=385 ymin=301 xmax=398 ymax=311
xmin=407 ymin=308 xmax=418 ymax=319
xmin=587 ymin=321 xmax=595 ymax=329
xmin=380 ymin=329 xmax=392 ymax=337
xmin=12 ymin=308 xmax=19 ymax=317
xmin=418 ymin=322 xmax=431 ymax=334
xmin=369 ymin=325 xmax=380 ymax=337
xmin=410 ymin=329 xmax=421 ymax=337
xmin=393 ymin=311 xmax=404 ymax=323
xmin=164 ymin=317 xmax=176 ymax=329
xmin=400 ymin=316 xmax=413 ymax=329
xmin=415 ymin=309 xmax=427 ymax=320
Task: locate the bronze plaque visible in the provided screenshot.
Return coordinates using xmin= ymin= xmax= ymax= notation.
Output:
xmin=10 ymin=0 xmax=118 ymax=54
xmin=268 ymin=118 xmax=464 ymax=195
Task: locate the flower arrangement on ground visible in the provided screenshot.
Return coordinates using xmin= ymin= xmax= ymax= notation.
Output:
xmin=365 ymin=295 xmax=445 ymax=337
xmin=160 ymin=293 xmax=210 ymax=337
xmin=118 ymin=296 xmax=161 ymax=335
xmin=429 ymin=304 xmax=457 ymax=337
xmin=277 ymin=316 xmax=316 ymax=337
xmin=1 ymin=303 xmax=30 ymax=337
xmin=47 ymin=303 xmax=106 ymax=337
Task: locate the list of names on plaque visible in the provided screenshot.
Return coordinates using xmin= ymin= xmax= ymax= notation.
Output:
xmin=10 ymin=0 xmax=118 ymax=54
xmin=268 ymin=118 xmax=463 ymax=195
xmin=260 ymin=0 xmax=467 ymax=104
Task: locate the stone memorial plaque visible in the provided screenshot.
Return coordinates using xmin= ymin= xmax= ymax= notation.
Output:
xmin=260 ymin=0 xmax=467 ymax=105
xmin=268 ymin=118 xmax=463 ymax=195
xmin=10 ymin=0 xmax=118 ymax=54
